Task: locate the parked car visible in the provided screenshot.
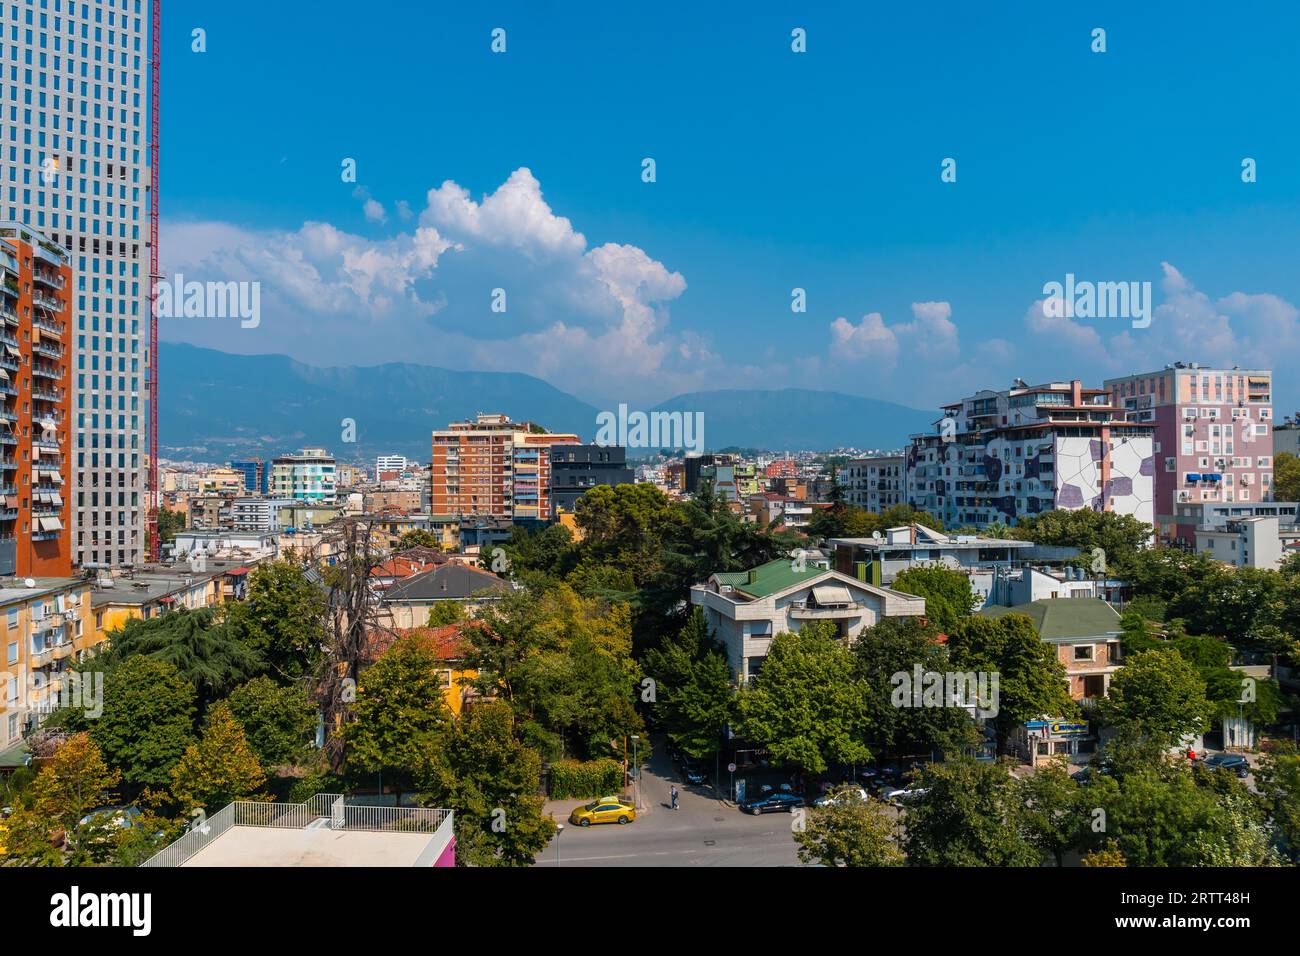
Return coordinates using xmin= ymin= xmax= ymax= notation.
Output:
xmin=739 ymin=791 xmax=804 ymax=814
xmin=814 ymin=786 xmax=869 ymax=808
xmin=1201 ymin=753 xmax=1251 ymax=778
xmin=884 ymin=786 xmax=929 ymax=805
xmin=680 ymin=758 xmax=708 ymax=785
xmin=569 ymin=797 xmax=636 ymax=827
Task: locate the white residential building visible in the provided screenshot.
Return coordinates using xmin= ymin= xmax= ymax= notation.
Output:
xmin=689 ymin=558 xmax=926 ymax=682
xmin=4 ymin=0 xmax=152 ymax=567
xmin=1196 ymin=516 xmax=1300 ymax=570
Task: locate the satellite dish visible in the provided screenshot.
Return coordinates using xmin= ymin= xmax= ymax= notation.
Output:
xmin=23 ymin=578 xmax=36 ymax=588
xmin=871 ymin=531 xmax=881 ymax=541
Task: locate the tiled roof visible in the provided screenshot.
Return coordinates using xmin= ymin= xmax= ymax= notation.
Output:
xmin=381 ymin=563 xmax=510 ymax=602
xmin=978 ymin=597 xmax=1120 ymax=639
xmin=714 ymin=558 xmax=825 ymax=599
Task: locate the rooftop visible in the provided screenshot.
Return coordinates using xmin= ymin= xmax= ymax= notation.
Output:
xmin=713 ymin=558 xmax=825 ymax=599
xmin=978 ymin=597 xmax=1121 ymax=640
xmin=382 ymin=562 xmax=512 ymax=602
xmin=143 ymin=795 xmax=454 ymax=868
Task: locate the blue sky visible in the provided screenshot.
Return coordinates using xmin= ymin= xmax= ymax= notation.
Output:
xmin=161 ymin=1 xmax=1300 ymax=413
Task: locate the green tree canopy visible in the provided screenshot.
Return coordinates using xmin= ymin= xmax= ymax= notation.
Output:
xmin=736 ymin=623 xmax=873 ymax=774
xmin=902 ymin=757 xmax=1039 ymax=866
xmin=170 ymin=702 xmax=267 ymax=812
xmin=1099 ymin=646 xmax=1214 ymax=747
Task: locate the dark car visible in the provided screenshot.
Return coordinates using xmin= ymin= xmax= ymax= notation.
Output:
xmin=739 ymin=791 xmax=803 ymax=815
xmin=1201 ymin=753 xmax=1251 ymax=778
xmin=680 ymin=758 xmax=708 ymax=786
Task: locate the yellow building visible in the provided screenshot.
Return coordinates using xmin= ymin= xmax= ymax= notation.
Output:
xmin=0 ymin=578 xmax=94 ymax=758
xmin=89 ymin=566 xmax=241 ymax=648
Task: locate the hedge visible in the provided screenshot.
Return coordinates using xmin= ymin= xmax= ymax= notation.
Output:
xmin=548 ymin=758 xmax=623 ymax=799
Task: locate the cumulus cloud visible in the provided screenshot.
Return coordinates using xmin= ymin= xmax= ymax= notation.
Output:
xmin=160 ymin=168 xmax=710 ymax=404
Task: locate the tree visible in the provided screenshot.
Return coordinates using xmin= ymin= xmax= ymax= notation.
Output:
xmin=1273 ymin=451 xmax=1300 ymax=503
xmin=1081 ymin=843 xmax=1126 ymax=867
xmin=852 ymin=616 xmax=981 ymax=758
xmin=417 ymin=701 xmax=556 ymax=867
xmin=86 ymin=657 xmax=195 ymax=792
xmin=946 ymin=614 xmax=1077 ymax=753
xmin=794 ymin=790 xmax=904 ymax=867
xmin=170 ymin=703 xmax=267 ymax=812
xmin=1099 ymin=647 xmax=1214 ymax=747
xmin=1255 ymin=741 xmax=1300 ymax=863
xmin=426 ymin=601 xmax=466 ymax=628
xmin=736 ymin=623 xmax=873 ymax=774
xmin=226 ymin=561 xmax=327 ymax=683
xmin=1018 ymin=756 xmax=1090 ymax=866
xmin=902 ymin=757 xmax=1039 ymax=866
xmin=91 ymin=607 xmax=262 ymax=707
xmin=157 ymin=507 xmax=185 ymax=545
xmin=890 ymin=565 xmax=978 ymax=633
xmin=343 ymin=633 xmax=454 ymax=800
xmin=642 ymin=608 xmax=735 ymax=759
xmin=397 ymin=529 xmax=442 ymax=550
xmin=467 ymin=583 xmax=644 ymax=761
xmin=1012 ymin=509 xmax=1152 ymax=574
xmin=5 ymin=733 xmax=120 ymax=865
xmin=1121 ymin=547 xmax=1225 ymax=603
xmin=1087 ymin=758 xmax=1282 ymax=866
xmin=225 ymin=676 xmax=316 ymax=769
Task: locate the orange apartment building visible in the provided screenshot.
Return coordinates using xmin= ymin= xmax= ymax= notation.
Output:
xmin=0 ymin=224 xmax=73 ymax=578
xmin=430 ymin=413 xmax=580 ymax=521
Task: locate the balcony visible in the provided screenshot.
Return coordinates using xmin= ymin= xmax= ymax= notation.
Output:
xmin=789 ymin=598 xmax=864 ymax=620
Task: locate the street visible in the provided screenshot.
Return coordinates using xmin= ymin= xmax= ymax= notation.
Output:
xmin=534 ymin=747 xmax=802 ymax=867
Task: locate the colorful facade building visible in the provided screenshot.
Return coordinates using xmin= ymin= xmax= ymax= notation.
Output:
xmin=1104 ymin=363 xmax=1275 ymax=543
xmin=0 ymin=224 xmax=73 ymax=577
xmin=906 ymin=379 xmax=1155 ymax=529
xmin=271 ymin=448 xmax=338 ymax=504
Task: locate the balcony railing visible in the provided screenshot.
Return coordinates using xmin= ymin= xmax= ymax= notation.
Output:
xmin=140 ymin=794 xmax=452 ymax=868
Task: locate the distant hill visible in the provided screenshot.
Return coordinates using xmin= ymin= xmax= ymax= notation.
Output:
xmin=650 ymin=389 xmax=933 ymax=452
xmin=158 ymin=343 xmax=600 ymax=462
xmin=158 ymin=344 xmax=932 ymax=462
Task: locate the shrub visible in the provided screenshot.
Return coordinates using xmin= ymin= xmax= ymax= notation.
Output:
xmin=547 ymin=758 xmax=623 ymax=799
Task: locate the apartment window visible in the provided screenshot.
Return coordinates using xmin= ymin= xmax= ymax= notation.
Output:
xmin=6 ymin=641 xmax=15 ymax=665
xmin=6 ymin=609 xmax=16 ymax=630
xmin=1073 ymin=644 xmax=1095 ymax=662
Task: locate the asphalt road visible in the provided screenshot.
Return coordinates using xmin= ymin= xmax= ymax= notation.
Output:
xmin=534 ymin=748 xmax=802 ymax=868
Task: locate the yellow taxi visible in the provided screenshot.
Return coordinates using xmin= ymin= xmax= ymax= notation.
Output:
xmin=569 ymin=796 xmax=636 ymax=827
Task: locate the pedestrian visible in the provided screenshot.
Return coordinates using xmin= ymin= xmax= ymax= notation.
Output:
xmin=670 ymin=785 xmax=679 ymax=810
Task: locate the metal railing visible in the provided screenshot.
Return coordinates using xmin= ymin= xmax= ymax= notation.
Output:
xmin=140 ymin=793 xmax=451 ymax=867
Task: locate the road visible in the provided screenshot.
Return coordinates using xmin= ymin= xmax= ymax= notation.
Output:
xmin=534 ymin=747 xmax=802 ymax=868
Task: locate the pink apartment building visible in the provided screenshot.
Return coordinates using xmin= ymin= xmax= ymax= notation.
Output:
xmin=1105 ymin=363 xmax=1274 ymax=543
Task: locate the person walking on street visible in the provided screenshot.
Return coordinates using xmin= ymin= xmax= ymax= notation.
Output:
xmin=670 ymin=785 xmax=679 ymax=810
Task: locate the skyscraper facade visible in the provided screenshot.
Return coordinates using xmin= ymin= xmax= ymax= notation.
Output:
xmin=3 ymin=0 xmax=149 ymax=568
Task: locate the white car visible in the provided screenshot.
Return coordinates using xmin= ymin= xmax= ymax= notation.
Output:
xmin=885 ymin=787 xmax=929 ymax=805
xmin=814 ymin=786 xmax=869 ymax=808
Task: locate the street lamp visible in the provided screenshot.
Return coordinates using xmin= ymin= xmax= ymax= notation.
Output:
xmin=555 ymin=823 xmax=563 ymax=867
xmin=631 ymin=735 xmax=641 ymax=809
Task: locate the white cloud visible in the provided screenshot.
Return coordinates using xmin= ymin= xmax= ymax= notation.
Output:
xmin=160 ymin=168 xmax=703 ymax=404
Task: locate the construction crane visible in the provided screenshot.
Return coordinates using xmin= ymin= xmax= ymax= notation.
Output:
xmin=146 ymin=0 xmax=161 ymax=562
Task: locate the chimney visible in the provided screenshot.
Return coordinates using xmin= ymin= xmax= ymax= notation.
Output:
xmin=1071 ymin=379 xmax=1083 ymax=407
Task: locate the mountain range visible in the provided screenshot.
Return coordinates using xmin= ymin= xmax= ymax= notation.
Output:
xmin=158 ymin=342 xmax=934 ymax=461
